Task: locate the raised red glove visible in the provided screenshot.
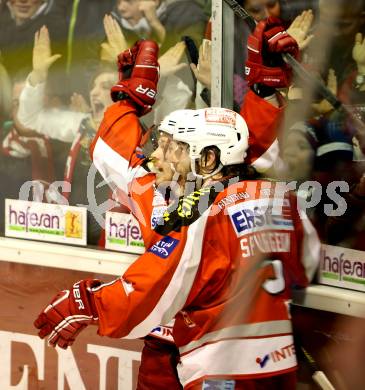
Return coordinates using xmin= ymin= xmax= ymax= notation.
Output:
xmin=34 ymin=279 xmax=101 ymax=349
xmin=111 ymin=40 xmax=159 ymax=116
xmin=245 ymin=17 xmax=299 ymax=88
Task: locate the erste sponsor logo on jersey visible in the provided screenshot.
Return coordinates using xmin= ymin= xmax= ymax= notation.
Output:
xmin=148 ymin=236 xmax=179 ymax=258
xmin=228 ymin=198 xmax=294 ymax=237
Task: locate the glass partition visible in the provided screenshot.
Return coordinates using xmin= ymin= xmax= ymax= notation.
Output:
xmin=1 ymin=2 xmax=365 ymax=388
xmin=1 ymin=0 xmax=364 ymax=260
xmin=224 ymin=3 xmax=365 ymax=387
xmin=0 ymin=0 xmax=212 ymax=250
xmin=225 ymin=0 xmax=365 ymax=252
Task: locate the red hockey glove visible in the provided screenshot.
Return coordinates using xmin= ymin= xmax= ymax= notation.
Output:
xmin=245 ymin=17 xmax=299 ymax=88
xmin=34 ymin=279 xmax=101 ymax=349
xmin=111 ymin=40 xmax=159 ymax=116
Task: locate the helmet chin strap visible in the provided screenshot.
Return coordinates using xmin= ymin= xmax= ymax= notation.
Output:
xmin=190 ymin=158 xmax=223 ymax=180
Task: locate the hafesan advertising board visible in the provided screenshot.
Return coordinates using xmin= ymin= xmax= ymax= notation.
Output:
xmin=319 ymin=244 xmax=365 ymax=292
xmin=5 ymin=199 xmax=87 ymax=246
xmin=105 ymin=212 xmax=145 ymax=254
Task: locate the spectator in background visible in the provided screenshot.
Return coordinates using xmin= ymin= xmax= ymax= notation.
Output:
xmin=307 ymin=0 xmax=365 ymax=84
xmin=281 ymin=111 xmax=355 ymax=237
xmin=339 ymin=32 xmax=365 ymax=121
xmin=17 ymin=27 xmax=115 ymax=142
xmin=0 ymin=0 xmax=67 ymax=79
xmin=282 ymin=116 xmax=354 ymax=183
xmin=11 ymin=15 xmax=203 ymax=243
xmin=243 ymin=0 xmax=281 ymax=21
xmin=104 ymin=1 xmax=208 ymax=120
xmin=111 ymin=0 xmax=208 ymax=54
xmin=101 ymin=14 xmax=195 ymax=126
xmin=325 ymin=172 xmax=365 ymax=251
xmin=111 ymin=0 xmax=167 ymax=46
xmin=0 ymin=71 xmax=55 ymax=234
xmin=233 ymin=0 xmax=314 ymax=109
xmin=64 ymin=0 xmax=114 ymax=73
xmin=158 ymin=0 xmax=208 ymax=53
xmin=233 ymin=0 xmax=282 ymax=109
xmin=16 ymin=26 xmax=118 ymax=246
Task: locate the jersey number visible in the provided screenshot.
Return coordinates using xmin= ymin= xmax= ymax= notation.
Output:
xmin=262 ymin=260 xmax=285 ymax=294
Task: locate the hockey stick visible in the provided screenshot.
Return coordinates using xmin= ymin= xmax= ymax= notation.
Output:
xmin=301 ymin=346 xmax=336 ymax=390
xmin=223 ymin=0 xmax=365 ymax=127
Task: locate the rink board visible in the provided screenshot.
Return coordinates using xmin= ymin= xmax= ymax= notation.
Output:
xmin=318 ymin=244 xmax=365 ymax=292
xmin=1 ymin=237 xmax=365 ymax=389
xmin=292 ymin=305 xmax=365 ymax=389
xmin=0 ymin=260 xmax=142 ymax=389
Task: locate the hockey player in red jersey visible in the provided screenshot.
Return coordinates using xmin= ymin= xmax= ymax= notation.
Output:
xmin=34 ymin=19 xmax=320 ymax=390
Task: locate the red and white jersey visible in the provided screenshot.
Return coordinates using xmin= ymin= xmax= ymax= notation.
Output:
xmin=90 ymin=93 xmax=320 ymax=388
xmin=241 ymin=90 xmax=284 ymax=173
xmin=90 ymin=100 xmax=164 ymax=248
xmin=90 ymin=89 xmax=282 ymax=241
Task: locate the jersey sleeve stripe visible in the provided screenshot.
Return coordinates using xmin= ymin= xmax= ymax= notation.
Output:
xmin=124 ymin=208 xmax=211 ymax=339
xmin=179 ymin=320 xmax=292 ymax=355
xmin=92 ymin=137 xmax=148 ymax=195
xmin=250 ymin=139 xmax=280 ymax=172
xmin=178 ymin=335 xmax=297 ymax=387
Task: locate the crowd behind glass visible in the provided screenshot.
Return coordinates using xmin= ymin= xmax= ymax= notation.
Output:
xmin=0 ymin=0 xmax=364 ymax=251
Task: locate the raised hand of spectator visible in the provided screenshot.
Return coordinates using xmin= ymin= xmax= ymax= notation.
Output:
xmin=138 ymin=0 xmax=159 ymax=22
xmin=139 ymin=0 xmax=165 ymax=44
xmin=312 ymin=69 xmax=337 ymax=114
xmin=30 ymin=26 xmax=61 ymax=86
xmin=101 ymin=15 xmax=129 ymax=63
xmin=69 ymin=93 xmax=91 ymax=113
xmin=353 ymin=32 xmax=365 ymax=75
xmin=287 ymin=10 xmax=314 ymax=51
xmin=190 ymin=39 xmax=211 ymax=89
xmin=159 ymin=41 xmax=187 ymax=78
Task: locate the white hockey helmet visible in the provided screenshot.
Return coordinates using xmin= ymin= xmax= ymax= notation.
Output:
xmin=172 ymin=107 xmax=249 ymax=166
xmin=146 ymin=110 xmax=194 ymax=155
xmin=157 ymin=109 xmax=195 ymax=136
